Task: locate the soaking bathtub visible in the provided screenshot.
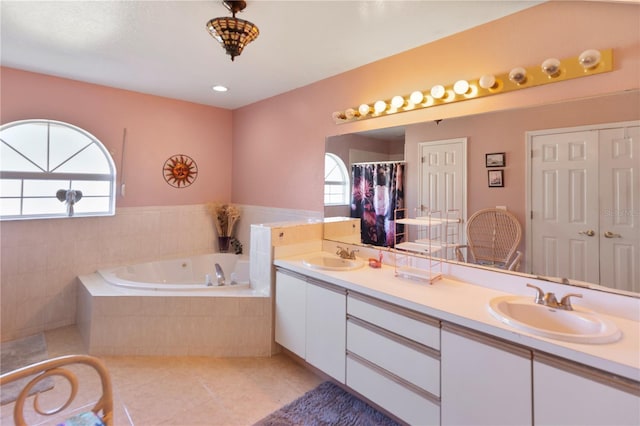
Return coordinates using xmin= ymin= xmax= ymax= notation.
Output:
xmin=77 ymin=253 xmax=272 ymax=357
xmin=97 ymin=252 xmax=251 ymax=291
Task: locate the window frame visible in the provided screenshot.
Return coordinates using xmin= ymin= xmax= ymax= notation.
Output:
xmin=324 ymin=152 xmax=350 ymax=206
xmin=0 ymin=119 xmax=117 ymax=220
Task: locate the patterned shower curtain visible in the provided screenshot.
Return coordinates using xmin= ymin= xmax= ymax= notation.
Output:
xmin=350 ymin=162 xmax=405 ymax=247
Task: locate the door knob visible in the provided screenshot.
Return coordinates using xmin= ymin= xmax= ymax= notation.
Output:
xmin=604 ymin=231 xmax=621 ymax=238
xmin=578 ymin=230 xmax=595 ymax=237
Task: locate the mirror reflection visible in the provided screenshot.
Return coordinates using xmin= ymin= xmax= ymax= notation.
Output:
xmin=324 ymin=90 xmax=639 ymax=297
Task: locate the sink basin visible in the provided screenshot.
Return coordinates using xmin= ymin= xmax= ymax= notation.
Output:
xmin=302 ymin=255 xmax=364 ymax=271
xmin=488 ymin=296 xmax=621 ymax=344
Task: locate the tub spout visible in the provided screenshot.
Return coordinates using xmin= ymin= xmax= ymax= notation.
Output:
xmin=214 ymin=263 xmax=226 ymax=286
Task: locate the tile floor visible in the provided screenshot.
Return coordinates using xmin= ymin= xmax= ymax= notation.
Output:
xmin=1 ymin=326 xmax=323 ymax=425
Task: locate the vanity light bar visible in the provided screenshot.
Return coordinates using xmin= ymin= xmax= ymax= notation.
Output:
xmin=332 ymin=49 xmax=613 ymax=123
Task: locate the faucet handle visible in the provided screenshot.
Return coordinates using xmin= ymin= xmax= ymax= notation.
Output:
xmin=349 ymin=248 xmax=359 ymax=259
xmin=559 ymin=293 xmax=583 ymax=311
xmin=526 ymin=283 xmax=545 ymax=304
xmin=543 ymin=292 xmax=559 ymax=307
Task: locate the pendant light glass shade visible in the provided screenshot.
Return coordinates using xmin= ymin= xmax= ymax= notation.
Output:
xmin=206 ymin=1 xmax=259 ymax=61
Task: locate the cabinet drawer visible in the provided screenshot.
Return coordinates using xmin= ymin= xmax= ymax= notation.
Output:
xmin=347 ymin=319 xmax=440 ymax=396
xmin=347 ymin=293 xmax=440 ymax=349
xmin=347 ymin=354 xmax=440 ymax=426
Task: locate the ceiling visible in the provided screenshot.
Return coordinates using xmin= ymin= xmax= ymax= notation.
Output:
xmin=1 ymin=1 xmax=541 ymax=110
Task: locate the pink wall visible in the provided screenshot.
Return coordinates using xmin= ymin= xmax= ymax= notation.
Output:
xmin=2 ymin=2 xmax=638 ymax=214
xmin=405 ymin=91 xmax=640 ymax=238
xmin=232 ymin=1 xmax=640 ymax=212
xmin=1 ymin=67 xmax=233 ymax=207
xmin=325 ymin=133 xmax=398 ymax=165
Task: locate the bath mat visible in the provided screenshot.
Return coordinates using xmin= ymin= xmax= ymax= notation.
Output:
xmin=1 ymin=333 xmax=54 ymax=405
xmin=254 ymin=381 xmax=401 ymax=426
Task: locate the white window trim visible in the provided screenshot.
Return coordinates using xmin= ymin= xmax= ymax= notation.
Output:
xmin=0 ymin=119 xmax=117 ymax=220
xmin=324 ymin=152 xmax=350 ymax=206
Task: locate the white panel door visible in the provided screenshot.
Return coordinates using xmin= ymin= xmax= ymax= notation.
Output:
xmin=420 ymin=138 xmax=466 ymax=214
xmin=599 ymin=126 xmax=639 ymax=292
xmin=531 ymin=131 xmax=600 ymax=283
xmin=419 ymin=138 xmax=467 ymax=254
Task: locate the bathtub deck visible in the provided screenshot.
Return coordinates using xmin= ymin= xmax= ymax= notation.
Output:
xmin=78 ymin=273 xmax=273 ymax=356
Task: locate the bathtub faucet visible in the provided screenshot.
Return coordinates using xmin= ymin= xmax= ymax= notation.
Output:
xmin=214 ymin=263 xmax=226 ymax=286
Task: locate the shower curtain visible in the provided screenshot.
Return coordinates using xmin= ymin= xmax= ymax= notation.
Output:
xmin=350 ymin=162 xmax=405 ymax=247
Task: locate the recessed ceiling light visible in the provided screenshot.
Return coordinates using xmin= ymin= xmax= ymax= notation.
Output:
xmin=212 ymin=85 xmax=228 ymax=92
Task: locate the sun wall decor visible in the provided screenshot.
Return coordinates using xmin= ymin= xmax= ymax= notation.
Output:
xmin=163 ymin=154 xmax=198 ymax=188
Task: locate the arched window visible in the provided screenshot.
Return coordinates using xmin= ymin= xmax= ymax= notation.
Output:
xmin=0 ymin=119 xmax=116 ymax=220
xmin=324 ymin=153 xmax=350 ymax=206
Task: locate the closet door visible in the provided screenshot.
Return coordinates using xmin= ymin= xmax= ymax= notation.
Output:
xmin=530 ymin=122 xmax=639 ymax=292
xmin=598 ymin=125 xmax=639 ymax=292
xmin=530 ymin=130 xmax=600 ymax=283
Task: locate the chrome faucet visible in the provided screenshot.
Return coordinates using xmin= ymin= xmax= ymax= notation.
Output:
xmin=336 ymin=246 xmax=358 ymax=260
xmin=214 ymin=263 xmax=226 ymax=286
xmin=526 ymin=283 xmax=582 ymax=311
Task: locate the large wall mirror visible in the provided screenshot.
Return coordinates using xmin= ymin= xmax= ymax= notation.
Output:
xmin=325 ymin=89 xmax=639 ymax=298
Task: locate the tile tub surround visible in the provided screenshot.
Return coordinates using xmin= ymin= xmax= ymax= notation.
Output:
xmin=0 ymin=203 xmax=321 ymax=342
xmin=77 ymin=273 xmax=272 ymax=356
xmin=76 ymin=219 xmax=326 ymax=357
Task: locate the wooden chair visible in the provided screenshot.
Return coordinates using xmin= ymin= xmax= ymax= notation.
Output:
xmin=0 ymin=354 xmax=113 ymax=426
xmin=455 ymin=208 xmax=523 ymax=271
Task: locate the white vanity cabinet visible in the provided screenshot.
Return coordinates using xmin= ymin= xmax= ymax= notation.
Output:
xmin=533 ymin=353 xmax=640 ymax=426
xmin=305 ymin=279 xmax=346 ymax=382
xmin=274 ymin=270 xmax=307 ymax=358
xmin=441 ymin=324 xmax=533 ymax=426
xmin=275 ymin=263 xmax=640 ymax=426
xmin=274 ymin=269 xmax=346 ymax=383
xmin=346 ymin=292 xmax=441 ymax=425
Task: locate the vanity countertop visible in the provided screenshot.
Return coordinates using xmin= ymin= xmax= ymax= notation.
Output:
xmin=275 ymin=252 xmax=640 ymax=382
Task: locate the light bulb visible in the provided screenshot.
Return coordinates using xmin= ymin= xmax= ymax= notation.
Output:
xmin=332 ymin=111 xmax=345 ymax=121
xmin=374 ymin=100 xmax=387 ymax=114
xmin=212 ymin=85 xmax=228 ymax=92
xmin=453 ymin=80 xmax=470 ymax=95
xmin=430 ymin=85 xmax=446 ymax=99
xmin=579 ymin=49 xmax=601 ymax=70
xmin=391 ymin=95 xmax=405 ymax=109
xmin=409 ymin=91 xmax=424 ymax=105
xmin=509 ymin=67 xmax=527 ymax=85
xmin=358 ymin=104 xmax=371 ymax=116
xmin=345 ymin=108 xmax=358 ymax=119
xmin=541 ymin=58 xmax=561 ymax=77
xmin=479 ymin=74 xmax=497 ymax=89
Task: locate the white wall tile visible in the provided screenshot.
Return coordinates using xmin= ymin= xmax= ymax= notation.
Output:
xmin=1 ymin=203 xmax=321 ymax=341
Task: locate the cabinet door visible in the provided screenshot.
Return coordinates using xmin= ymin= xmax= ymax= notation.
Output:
xmin=441 ymin=325 xmax=532 ymax=426
xmin=534 ymin=356 xmax=640 ymax=426
xmin=274 ymin=271 xmax=306 ymax=358
xmin=306 ymin=281 xmax=346 ymax=383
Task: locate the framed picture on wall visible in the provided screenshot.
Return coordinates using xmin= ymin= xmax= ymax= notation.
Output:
xmin=488 ymin=169 xmax=504 ymax=187
xmin=485 ymin=152 xmax=506 ymax=167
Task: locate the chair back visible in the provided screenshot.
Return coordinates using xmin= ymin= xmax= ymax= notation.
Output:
xmin=0 ymin=354 xmax=113 ymax=426
xmin=465 ymin=208 xmax=522 ymax=270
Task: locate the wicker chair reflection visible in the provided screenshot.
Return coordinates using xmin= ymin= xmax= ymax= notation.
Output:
xmin=0 ymin=354 xmax=113 ymax=426
xmin=455 ymin=208 xmax=523 ymax=271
